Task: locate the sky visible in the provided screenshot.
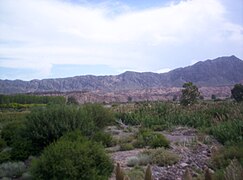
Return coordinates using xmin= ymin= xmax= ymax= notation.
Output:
xmin=0 ymin=0 xmax=243 ymax=80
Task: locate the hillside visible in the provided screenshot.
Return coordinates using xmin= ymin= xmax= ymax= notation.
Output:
xmin=0 ymin=55 xmax=243 ymax=94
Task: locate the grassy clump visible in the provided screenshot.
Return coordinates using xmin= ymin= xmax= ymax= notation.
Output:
xmin=120 ymin=143 xmax=134 ymax=151
xmin=127 ymin=166 xmax=144 ymax=180
xmin=127 ymin=148 xmax=179 ymax=167
xmin=224 ymin=159 xmax=243 ymax=180
xmin=210 ymin=143 xmax=243 ymax=170
xmin=133 ymin=128 xmax=170 ymax=148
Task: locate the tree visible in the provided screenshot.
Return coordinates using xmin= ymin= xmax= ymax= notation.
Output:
xmin=231 ymin=84 xmax=243 ymax=102
xmin=180 ymin=82 xmax=200 ymax=106
xmin=67 ymin=96 xmax=79 ymax=105
xmin=211 ymin=94 xmax=216 ymax=100
xmin=127 ymin=96 xmax=133 ymax=102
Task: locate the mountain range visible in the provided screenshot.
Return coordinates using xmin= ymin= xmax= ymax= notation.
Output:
xmin=0 ymin=55 xmax=243 ymax=94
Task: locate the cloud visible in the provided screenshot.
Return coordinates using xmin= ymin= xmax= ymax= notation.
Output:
xmin=0 ymin=0 xmax=242 ymax=79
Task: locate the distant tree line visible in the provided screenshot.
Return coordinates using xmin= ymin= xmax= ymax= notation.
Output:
xmin=0 ymin=94 xmax=65 ymax=105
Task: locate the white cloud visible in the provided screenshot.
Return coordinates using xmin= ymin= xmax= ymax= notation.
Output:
xmin=0 ymin=0 xmax=242 ymax=79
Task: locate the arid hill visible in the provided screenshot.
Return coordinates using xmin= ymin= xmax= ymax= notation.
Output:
xmin=0 ymin=55 xmax=242 ymax=95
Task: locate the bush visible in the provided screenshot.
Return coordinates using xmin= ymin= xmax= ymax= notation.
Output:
xmin=210 ymin=120 xmax=243 ymax=144
xmin=127 ymin=166 xmax=144 ymax=180
xmin=0 ymin=151 xmax=11 ymax=164
xmin=10 ymin=136 xmax=35 ymax=161
xmin=82 ymin=103 xmax=115 ymax=128
xmin=91 ymin=131 xmax=114 ymax=147
xmin=150 ymin=133 xmax=170 ymax=148
xmin=127 ymin=148 xmax=179 ymax=167
xmin=127 ymin=154 xmax=150 ymax=167
xmin=147 ymin=148 xmax=180 ymax=166
xmin=31 ymin=131 xmax=113 ymax=180
xmin=1 ymin=121 xmax=25 ymax=146
xmin=120 ymin=143 xmax=134 ymax=151
xmin=133 ymin=129 xmax=169 ymax=148
xmin=0 ymin=138 xmax=6 ymax=151
xmin=25 ymin=104 xmax=115 ymax=154
xmin=0 ymin=162 xmax=26 ymax=178
xmin=211 ymin=143 xmax=243 ymax=170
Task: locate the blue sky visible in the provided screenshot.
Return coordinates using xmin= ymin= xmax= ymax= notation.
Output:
xmin=0 ymin=0 xmax=243 ymax=80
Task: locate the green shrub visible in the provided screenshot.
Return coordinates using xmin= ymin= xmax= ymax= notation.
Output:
xmin=25 ymin=104 xmax=114 ymax=154
xmin=127 ymin=154 xmax=151 ymax=167
xmin=133 ymin=129 xmax=169 ymax=148
xmin=82 ymin=103 xmax=115 ymax=128
xmin=10 ymin=136 xmax=35 ymax=161
xmin=127 ymin=166 xmax=144 ymax=180
xmin=0 ymin=138 xmax=6 ymax=151
xmin=211 ymin=143 xmax=243 ymax=170
xmin=31 ymin=131 xmax=113 ymax=180
xmin=1 ymin=121 xmax=25 ymax=146
xmin=150 ymin=133 xmax=170 ymax=148
xmin=210 ymin=120 xmax=243 ymax=144
xmin=148 ymin=148 xmax=180 ymax=166
xmin=0 ymin=162 xmax=26 ymax=178
xmin=120 ymin=143 xmax=134 ymax=151
xmin=0 ymin=151 xmax=11 ymax=164
xmin=91 ymin=131 xmax=114 ymax=147
xmin=127 ymin=148 xmax=179 ymax=167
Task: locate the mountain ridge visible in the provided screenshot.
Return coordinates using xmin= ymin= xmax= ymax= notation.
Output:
xmin=1 ymin=55 xmax=243 ymax=94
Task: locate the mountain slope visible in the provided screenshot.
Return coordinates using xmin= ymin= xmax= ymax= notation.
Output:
xmin=0 ymin=55 xmax=243 ymax=94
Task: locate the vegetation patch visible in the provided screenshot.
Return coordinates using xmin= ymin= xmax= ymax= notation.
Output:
xmin=127 ymin=148 xmax=180 ymax=167
xmin=133 ymin=128 xmax=170 ymax=148
xmin=31 ymin=131 xmax=113 ymax=180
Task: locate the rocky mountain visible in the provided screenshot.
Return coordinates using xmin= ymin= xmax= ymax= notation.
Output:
xmin=0 ymin=55 xmax=243 ymax=94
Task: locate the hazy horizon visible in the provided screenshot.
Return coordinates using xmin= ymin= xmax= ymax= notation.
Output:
xmin=1 ymin=0 xmax=243 ymax=80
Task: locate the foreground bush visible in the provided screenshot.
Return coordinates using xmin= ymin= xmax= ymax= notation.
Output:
xmin=31 ymin=131 xmax=113 ymax=180
xmin=25 ymin=104 xmax=114 ymax=153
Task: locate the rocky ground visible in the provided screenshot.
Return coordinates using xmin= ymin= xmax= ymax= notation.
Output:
xmin=108 ymin=126 xmax=220 ymax=180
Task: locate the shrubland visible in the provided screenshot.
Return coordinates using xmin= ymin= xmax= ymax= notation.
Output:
xmin=0 ymin=90 xmax=242 ymax=179
xmin=115 ymin=101 xmax=243 ymax=145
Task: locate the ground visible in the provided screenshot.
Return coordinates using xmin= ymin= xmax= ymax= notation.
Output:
xmin=107 ymin=125 xmax=220 ymax=180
